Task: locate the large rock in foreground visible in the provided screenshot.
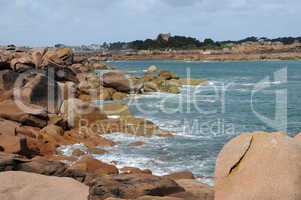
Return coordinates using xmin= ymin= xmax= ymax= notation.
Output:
xmin=0 ymin=171 xmax=89 ymax=200
xmin=215 ymin=132 xmax=301 ymax=200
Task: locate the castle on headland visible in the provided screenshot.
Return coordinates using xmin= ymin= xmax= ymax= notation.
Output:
xmin=157 ymin=33 xmax=171 ymax=42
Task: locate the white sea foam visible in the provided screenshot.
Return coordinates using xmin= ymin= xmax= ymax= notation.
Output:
xmin=102 ymin=132 xmax=149 ymax=143
xmin=238 ymin=81 xmax=284 ymax=87
xmin=127 ymin=70 xmax=142 ymax=74
xmin=133 ymin=92 xmax=178 ymax=98
xmin=58 ymin=143 xmax=88 ymax=157
xmin=58 ymin=133 xmax=216 ymax=186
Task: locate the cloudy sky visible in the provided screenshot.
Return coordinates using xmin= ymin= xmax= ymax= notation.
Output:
xmin=0 ymin=0 xmax=300 ymax=46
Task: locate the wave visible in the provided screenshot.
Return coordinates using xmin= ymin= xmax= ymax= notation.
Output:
xmin=102 ymin=132 xmax=149 ymax=143
xmin=239 ymin=81 xmax=284 ymax=87
xmin=127 ymin=70 xmax=144 ymax=74
xmin=58 ymin=134 xmax=216 ymax=186
xmin=131 ymin=92 xmax=179 ymax=100
xmin=94 ymin=147 xmax=215 ymax=186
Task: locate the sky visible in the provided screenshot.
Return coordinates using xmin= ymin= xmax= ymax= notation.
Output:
xmin=0 ymin=0 xmax=300 ymax=46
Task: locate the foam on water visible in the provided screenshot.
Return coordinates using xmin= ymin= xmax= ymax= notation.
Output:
xmin=98 ymin=132 xmax=216 ymax=185
xmin=58 ymin=143 xmax=88 ymax=157
xmin=61 ymin=60 xmax=301 ymax=188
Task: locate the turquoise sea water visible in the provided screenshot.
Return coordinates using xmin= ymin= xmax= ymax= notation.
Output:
xmin=96 ymin=60 xmax=301 ymax=184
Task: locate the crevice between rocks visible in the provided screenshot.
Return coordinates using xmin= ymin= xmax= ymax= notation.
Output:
xmin=228 ymin=136 xmax=253 ymax=176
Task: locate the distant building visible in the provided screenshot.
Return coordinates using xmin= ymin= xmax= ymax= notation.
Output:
xmin=54 ymin=44 xmax=66 ymax=48
xmin=157 ymin=33 xmax=171 ymax=42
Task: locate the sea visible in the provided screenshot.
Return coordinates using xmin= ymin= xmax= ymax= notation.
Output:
xmin=63 ymin=60 xmax=301 ymax=185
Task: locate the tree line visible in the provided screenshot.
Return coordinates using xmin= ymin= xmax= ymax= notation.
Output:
xmin=101 ymin=35 xmax=301 ymax=51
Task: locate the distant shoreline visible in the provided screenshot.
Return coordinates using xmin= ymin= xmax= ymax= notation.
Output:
xmin=75 ymin=51 xmax=301 ymax=62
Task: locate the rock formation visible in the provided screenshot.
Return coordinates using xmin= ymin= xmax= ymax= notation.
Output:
xmin=215 ymin=132 xmax=301 ymax=200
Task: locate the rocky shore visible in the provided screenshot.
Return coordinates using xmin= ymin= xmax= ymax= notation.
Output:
xmin=0 ymin=47 xmax=300 ymax=200
xmin=0 ymin=47 xmax=212 ymax=200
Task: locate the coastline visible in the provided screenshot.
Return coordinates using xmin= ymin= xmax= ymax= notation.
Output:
xmin=1 ymin=47 xmax=301 ymax=200
xmin=74 ymin=51 xmax=301 ymax=63
xmin=0 ymin=47 xmax=214 ymax=199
